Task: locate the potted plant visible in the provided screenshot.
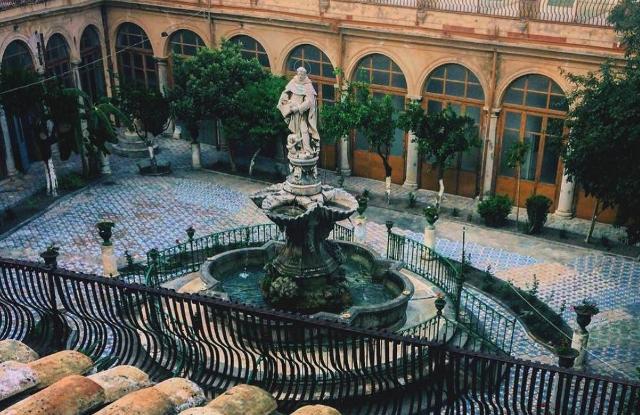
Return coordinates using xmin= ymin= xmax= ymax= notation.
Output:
xmin=40 ymin=243 xmax=59 ymax=267
xmin=96 ymin=221 xmax=115 ymax=246
xmin=423 ymin=204 xmax=439 ymax=250
xmin=555 ymin=340 xmax=579 ymax=368
xmin=573 ymin=298 xmax=600 ymax=331
xmin=477 ymin=194 xmax=512 ymax=227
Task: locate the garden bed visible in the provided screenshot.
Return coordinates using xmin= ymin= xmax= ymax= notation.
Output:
xmin=455 ymin=261 xmax=572 ymax=349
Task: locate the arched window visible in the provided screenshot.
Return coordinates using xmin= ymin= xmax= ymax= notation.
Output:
xmin=1 ymin=40 xmax=37 ymax=173
xmin=116 ymin=23 xmax=156 ymax=88
xmin=421 ymin=63 xmax=485 ymax=197
xmin=351 ymin=53 xmax=407 ymax=183
xmin=2 ymin=40 xmax=33 ymax=71
xmin=229 ymin=35 xmax=269 ymax=68
xmin=45 ymin=34 xmax=72 ymax=86
xmin=286 ymin=44 xmax=335 ymax=168
xmin=79 ymin=26 xmax=106 ymax=102
xmin=169 ymin=29 xmax=204 ymax=57
xmin=497 ymin=74 xmax=567 ymax=207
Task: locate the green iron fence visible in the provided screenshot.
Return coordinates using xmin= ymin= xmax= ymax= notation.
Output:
xmin=385 ymin=223 xmax=516 ymax=355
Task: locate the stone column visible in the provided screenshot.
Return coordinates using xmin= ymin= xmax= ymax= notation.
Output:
xmin=402 ymin=96 xmax=421 ymax=190
xmin=555 ymin=171 xmax=575 ymax=217
xmin=482 ymin=108 xmax=501 ymax=196
xmin=0 ymin=106 xmax=17 ymax=176
xmin=403 ymin=130 xmax=419 ymax=190
xmin=156 ymin=57 xmax=174 ymax=137
xmin=339 ymin=135 xmax=351 ymax=176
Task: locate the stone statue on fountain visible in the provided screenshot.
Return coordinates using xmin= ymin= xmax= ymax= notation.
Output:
xmin=277 ymin=67 xmax=320 ymax=161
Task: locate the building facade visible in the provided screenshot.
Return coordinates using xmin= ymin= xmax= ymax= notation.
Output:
xmin=0 ymin=0 xmax=623 ymax=222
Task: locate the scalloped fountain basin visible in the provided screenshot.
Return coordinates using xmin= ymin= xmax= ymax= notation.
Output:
xmin=201 ymin=240 xmax=414 ymax=330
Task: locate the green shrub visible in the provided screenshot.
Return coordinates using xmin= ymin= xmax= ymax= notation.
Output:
xmin=477 ymin=195 xmax=512 ymax=227
xmin=58 ymin=172 xmax=87 ymax=191
xmin=525 ymin=194 xmax=552 ymax=234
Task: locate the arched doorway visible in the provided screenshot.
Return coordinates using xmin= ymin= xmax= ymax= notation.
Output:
xmin=496 ymin=74 xmax=567 ymax=209
xmin=351 ymin=53 xmax=407 ymax=184
xmin=229 ymin=35 xmax=270 ymax=68
xmin=116 ymin=23 xmax=156 ymax=88
xmin=420 ymin=63 xmax=485 ymax=198
xmin=286 ymin=44 xmax=336 ymax=169
xmin=45 ymin=33 xmax=72 ymax=86
xmin=1 ymin=40 xmax=37 ymax=174
xmin=79 ymin=26 xmax=106 ymax=102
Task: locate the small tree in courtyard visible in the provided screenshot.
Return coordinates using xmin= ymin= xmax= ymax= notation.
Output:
xmin=223 ymin=74 xmax=289 ymax=175
xmin=561 ymin=0 xmax=640 ymax=245
xmin=505 ymin=140 xmax=529 ymax=231
xmin=170 ymin=42 xmax=267 ymax=171
xmin=399 ymin=101 xmax=479 ymax=210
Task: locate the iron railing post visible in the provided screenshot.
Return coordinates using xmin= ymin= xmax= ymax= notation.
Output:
xmin=186 ymin=226 xmax=195 ymax=272
xmin=147 ymin=248 xmax=159 ymax=286
xmin=385 ymin=220 xmax=394 ymax=259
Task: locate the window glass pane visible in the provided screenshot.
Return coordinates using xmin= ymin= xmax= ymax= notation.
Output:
xmin=258 ymin=54 xmax=270 ymax=68
xmin=322 ymin=84 xmax=335 ymax=102
xmin=467 ymin=84 xmax=484 ymax=100
xmin=305 ymin=46 xmax=320 ymax=61
xmin=372 ymin=54 xmax=388 ymax=70
xmin=427 ymin=100 xmax=442 ymax=114
xmin=446 ymin=64 xmax=465 ymax=81
xmin=391 ymin=128 xmax=404 ymax=156
xmin=467 ymin=71 xmax=480 ymax=83
xmin=322 ymin=64 xmax=334 ymax=78
xmin=546 ymin=117 xmax=564 ymax=137
xmin=391 ymin=74 xmax=406 ymax=89
xmin=308 ymin=61 xmax=320 ymax=76
xmin=449 ymin=103 xmax=462 ymax=114
xmin=527 ymin=75 xmax=549 ymax=93
xmin=499 ymin=130 xmax=519 ymax=177
xmin=372 ymin=70 xmax=390 ymax=86
xmin=290 ymin=46 xmax=302 ymax=58
xmin=464 ymin=105 xmax=481 ymax=124
xmin=432 ymin=66 xmax=445 ymax=78
xmin=550 ymin=82 xmax=564 ymax=94
xmin=540 ymin=138 xmax=560 ymax=183
xmin=460 ymin=146 xmax=480 ymax=171
xmin=511 ymin=77 xmax=526 ymax=89
xmin=549 ymin=95 xmax=568 ymax=111
xmin=505 ymin=112 xmax=521 ymax=130
xmin=184 ymin=45 xmax=196 ymax=56
xmin=356 ymin=69 xmax=369 ymax=83
xmin=521 ymin=133 xmax=540 ymax=181
xmin=426 ymin=79 xmax=443 ymax=94
xmin=445 ymin=80 xmax=465 ymax=97
xmin=525 ymin=114 xmax=543 ymax=133
xmin=525 ymin=91 xmax=548 ymax=109
xmin=355 ymin=130 xmax=368 ymax=150
xmin=504 ymin=89 xmax=523 ymax=105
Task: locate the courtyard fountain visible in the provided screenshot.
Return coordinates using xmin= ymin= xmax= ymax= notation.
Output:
xmin=200 ymin=67 xmax=413 ymax=329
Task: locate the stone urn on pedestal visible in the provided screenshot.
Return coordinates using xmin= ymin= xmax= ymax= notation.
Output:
xmin=40 ymin=243 xmax=59 ymax=268
xmin=423 ymin=204 xmax=439 ymax=252
xmin=97 ymin=221 xmax=119 ymax=277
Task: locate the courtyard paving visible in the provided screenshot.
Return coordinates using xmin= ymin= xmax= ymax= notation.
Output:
xmin=0 ymin=137 xmax=638 ymax=382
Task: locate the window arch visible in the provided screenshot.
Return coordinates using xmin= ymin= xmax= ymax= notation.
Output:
xmin=45 ymin=34 xmax=72 ymax=86
xmin=351 ymin=53 xmax=407 ymax=183
xmin=421 ymin=63 xmax=485 ymax=197
xmin=497 ymin=74 xmax=568 ymax=207
xmin=286 ymin=44 xmax=336 ymax=168
xmin=2 ymin=40 xmax=33 ymax=71
xmin=79 ymin=26 xmax=106 ymax=101
xmin=229 ymin=35 xmax=269 ymax=68
xmin=116 ymin=23 xmax=156 ymax=88
xmin=169 ymin=29 xmax=204 ymax=57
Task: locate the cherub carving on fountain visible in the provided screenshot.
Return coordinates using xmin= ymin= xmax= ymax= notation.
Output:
xmin=277 ymin=67 xmax=320 ymax=161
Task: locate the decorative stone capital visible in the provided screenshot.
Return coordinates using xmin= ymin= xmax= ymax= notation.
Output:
xmin=155 ymin=57 xmax=169 ymax=66
xmin=490 ymin=107 xmax=501 ymax=117
xmin=406 ymin=95 xmax=422 ymax=103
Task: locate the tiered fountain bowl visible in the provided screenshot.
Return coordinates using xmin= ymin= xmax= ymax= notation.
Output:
xmin=200 ymin=154 xmax=414 ymax=330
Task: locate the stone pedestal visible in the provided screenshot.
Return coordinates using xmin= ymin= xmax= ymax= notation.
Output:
xmin=571 ymin=329 xmax=589 ymax=370
xmin=354 ymin=216 xmax=367 ymax=243
xmin=191 ymin=142 xmax=201 ymax=169
xmin=283 ymin=156 xmax=321 ymax=196
xmin=423 ymin=224 xmax=436 ymax=250
xmin=101 ymin=245 xmax=119 ymax=277
xmin=100 ymin=153 xmax=112 ymax=175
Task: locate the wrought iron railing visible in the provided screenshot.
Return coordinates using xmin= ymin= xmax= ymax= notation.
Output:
xmin=0 ymin=257 xmax=638 ymax=413
xmin=0 ymin=0 xmax=46 ymax=10
xmin=386 ymin=227 xmax=516 ymax=355
xmin=343 ymin=0 xmax=618 ymax=26
xmin=120 ymin=223 xmax=354 ymax=286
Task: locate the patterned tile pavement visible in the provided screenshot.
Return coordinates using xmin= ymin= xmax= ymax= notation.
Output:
xmin=0 ymin=141 xmax=638 ymax=381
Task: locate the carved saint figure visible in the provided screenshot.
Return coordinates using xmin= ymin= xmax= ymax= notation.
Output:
xmin=277 ymin=67 xmax=320 ymax=159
